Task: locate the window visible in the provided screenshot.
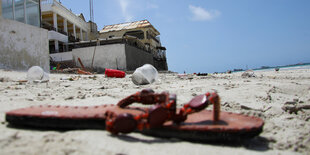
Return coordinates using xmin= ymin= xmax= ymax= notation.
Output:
xmin=2 ymin=0 xmax=13 ymax=19
xmin=15 ymin=0 xmax=25 ymax=23
xmin=1 ymin=0 xmax=40 ymax=27
xmin=26 ymin=0 xmax=40 ymax=27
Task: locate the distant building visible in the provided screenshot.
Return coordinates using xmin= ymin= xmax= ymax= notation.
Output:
xmin=99 ymin=20 xmax=167 ymax=61
xmin=99 ymin=20 xmax=168 ymax=70
xmin=50 ymin=19 xmax=169 ymax=71
xmin=40 ymin=0 xmax=98 ymax=53
xmin=51 ymin=20 xmax=168 ymax=71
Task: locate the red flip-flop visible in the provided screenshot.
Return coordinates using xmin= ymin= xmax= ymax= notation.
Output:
xmin=5 ymin=89 xmax=264 ymax=142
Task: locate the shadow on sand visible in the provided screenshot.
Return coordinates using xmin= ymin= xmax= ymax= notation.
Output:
xmin=113 ymin=133 xmax=270 ymax=152
xmin=7 ymin=124 xmax=270 ymax=152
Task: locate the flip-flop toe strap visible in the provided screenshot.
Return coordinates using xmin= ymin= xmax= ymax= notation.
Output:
xmin=106 ymin=89 xmax=221 ymax=134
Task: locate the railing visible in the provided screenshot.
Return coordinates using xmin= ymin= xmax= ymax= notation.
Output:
xmin=42 ymin=22 xmax=68 ymax=36
xmin=42 ymin=22 xmax=57 ymax=31
xmin=153 ymin=50 xmax=166 ymax=60
xmin=68 ymin=36 xmax=76 ymax=42
xmin=58 ymin=29 xmax=68 ymax=36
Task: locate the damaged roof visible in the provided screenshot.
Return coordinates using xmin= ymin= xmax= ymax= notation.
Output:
xmin=76 ymin=13 xmax=86 ymax=22
xmin=100 ymin=20 xmax=160 ymax=35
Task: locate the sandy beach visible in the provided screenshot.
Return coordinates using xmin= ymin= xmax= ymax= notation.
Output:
xmin=0 ymin=68 xmax=309 ymax=155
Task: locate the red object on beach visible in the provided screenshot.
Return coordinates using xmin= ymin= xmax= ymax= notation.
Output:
xmin=5 ymin=89 xmax=264 ymax=142
xmin=105 ymin=69 xmax=125 ymax=78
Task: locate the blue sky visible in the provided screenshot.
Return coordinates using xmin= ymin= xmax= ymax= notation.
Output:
xmin=60 ymin=0 xmax=310 ymax=73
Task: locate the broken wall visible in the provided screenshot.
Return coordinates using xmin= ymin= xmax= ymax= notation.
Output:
xmin=153 ymin=59 xmax=168 ymax=71
xmin=0 ymin=18 xmax=49 ymax=71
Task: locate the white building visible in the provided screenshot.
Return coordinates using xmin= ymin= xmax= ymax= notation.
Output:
xmin=41 ymin=0 xmax=91 ymax=53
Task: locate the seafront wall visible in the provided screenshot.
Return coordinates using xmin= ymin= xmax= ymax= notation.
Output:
xmin=125 ymin=44 xmax=154 ymax=71
xmin=72 ymin=44 xmax=127 ymax=72
xmin=71 ymin=43 xmax=155 ymax=71
xmin=0 ymin=18 xmax=49 ymax=71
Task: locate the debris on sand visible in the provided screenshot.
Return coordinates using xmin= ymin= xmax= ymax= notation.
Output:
xmin=241 ymin=70 xmax=256 ymax=78
xmin=27 ymin=66 xmax=49 ymax=83
xmin=132 ymin=64 xmax=158 ymax=85
xmin=282 ymin=101 xmax=310 ymax=114
xmin=105 ymin=69 xmax=125 ymax=78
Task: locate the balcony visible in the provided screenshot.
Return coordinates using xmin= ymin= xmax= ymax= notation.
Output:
xmin=41 ymin=0 xmax=89 ymax=31
xmin=42 ymin=22 xmax=67 ymax=35
xmin=48 ymin=31 xmax=68 ymax=43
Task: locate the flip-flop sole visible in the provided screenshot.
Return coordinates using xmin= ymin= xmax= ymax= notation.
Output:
xmin=5 ymin=105 xmax=144 ymax=129
xmin=6 ymin=105 xmax=264 ymax=141
xmin=141 ymin=110 xmax=264 ymax=142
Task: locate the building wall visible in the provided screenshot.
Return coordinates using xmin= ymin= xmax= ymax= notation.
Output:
xmin=0 ymin=18 xmax=49 ymax=71
xmin=72 ymin=44 xmax=127 ymax=72
xmin=125 ymin=44 xmax=154 ymax=71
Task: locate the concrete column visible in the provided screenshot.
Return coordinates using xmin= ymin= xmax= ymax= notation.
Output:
xmin=55 ymin=40 xmax=59 ymax=53
xmin=80 ymin=29 xmax=83 ymax=41
xmin=73 ymin=24 xmax=76 ymax=39
xmin=53 ymin=13 xmax=58 ymax=31
xmin=85 ymin=32 xmax=88 ymax=41
xmin=63 ymin=19 xmax=67 ymax=33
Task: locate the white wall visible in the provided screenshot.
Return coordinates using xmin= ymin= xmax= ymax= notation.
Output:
xmin=0 ymin=18 xmax=49 ymax=71
xmin=72 ymin=44 xmax=127 ymax=71
xmin=50 ymin=51 xmax=73 ymax=62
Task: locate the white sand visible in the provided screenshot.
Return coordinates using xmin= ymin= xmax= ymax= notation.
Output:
xmin=0 ymin=68 xmax=309 ymax=155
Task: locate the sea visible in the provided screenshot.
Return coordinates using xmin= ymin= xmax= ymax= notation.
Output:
xmin=253 ymin=64 xmax=310 ymax=71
